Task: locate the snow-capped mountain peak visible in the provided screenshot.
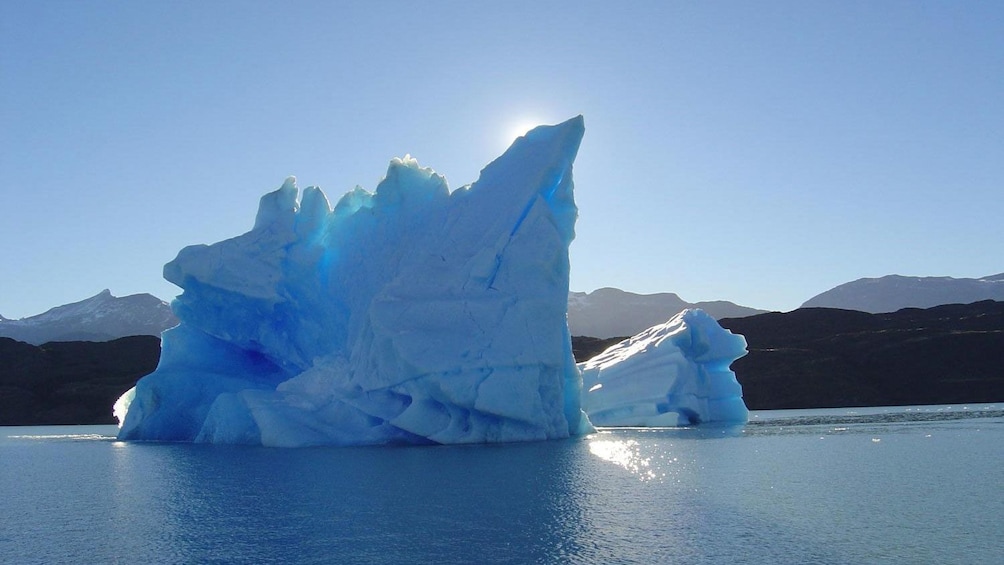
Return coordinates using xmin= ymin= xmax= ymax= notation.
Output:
xmin=0 ymin=290 xmax=178 ymax=345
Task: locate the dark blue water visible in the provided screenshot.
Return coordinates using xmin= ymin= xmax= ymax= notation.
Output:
xmin=2 ymin=404 xmax=1001 ymax=564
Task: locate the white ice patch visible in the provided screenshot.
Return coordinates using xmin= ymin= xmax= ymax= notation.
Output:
xmin=580 ymin=309 xmax=749 ymax=427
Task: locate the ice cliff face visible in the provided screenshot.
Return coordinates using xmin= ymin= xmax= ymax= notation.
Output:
xmin=117 ymin=117 xmax=592 ymax=446
xmin=580 ymin=309 xmax=749 ymax=427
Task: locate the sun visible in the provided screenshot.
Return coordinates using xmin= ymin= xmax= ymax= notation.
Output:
xmin=504 ymin=119 xmax=544 ymax=146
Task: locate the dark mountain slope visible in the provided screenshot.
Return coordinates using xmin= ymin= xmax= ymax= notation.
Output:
xmin=718 ymin=301 xmax=1004 ymax=409
xmin=0 ymin=336 xmax=161 ymax=425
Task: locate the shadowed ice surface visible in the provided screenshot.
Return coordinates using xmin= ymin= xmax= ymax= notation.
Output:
xmin=2 ymin=404 xmax=1001 ymax=564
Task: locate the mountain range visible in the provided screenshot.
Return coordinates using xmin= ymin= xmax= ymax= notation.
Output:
xmin=801 ymin=273 xmax=1004 ymax=313
xmin=567 ymin=288 xmax=765 ymax=338
xmin=3 ymin=272 xmax=1003 ymax=346
xmin=0 ymin=290 xmax=178 ymax=345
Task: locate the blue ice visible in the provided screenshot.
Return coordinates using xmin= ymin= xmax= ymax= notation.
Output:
xmin=116 ymin=116 xmax=749 ymax=447
xmin=117 ymin=117 xmax=593 ymax=446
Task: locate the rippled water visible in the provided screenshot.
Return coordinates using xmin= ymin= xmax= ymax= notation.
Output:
xmin=2 ymin=404 xmax=1001 ymax=564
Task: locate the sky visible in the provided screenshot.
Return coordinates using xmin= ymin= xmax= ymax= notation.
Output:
xmin=2 ymin=1 xmax=1002 ymax=319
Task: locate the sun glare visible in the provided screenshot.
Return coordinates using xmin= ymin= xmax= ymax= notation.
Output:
xmin=505 ymin=120 xmax=543 ymax=146
xmin=588 ymin=438 xmax=658 ymax=480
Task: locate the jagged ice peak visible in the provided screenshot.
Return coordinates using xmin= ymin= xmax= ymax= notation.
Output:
xmin=118 ymin=117 xmax=591 ymax=446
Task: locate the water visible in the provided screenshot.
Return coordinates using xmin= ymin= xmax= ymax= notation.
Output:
xmin=2 ymin=404 xmax=1001 ymax=564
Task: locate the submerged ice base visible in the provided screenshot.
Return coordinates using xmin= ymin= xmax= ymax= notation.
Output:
xmin=117 ymin=117 xmax=591 ymax=447
xmin=580 ymin=309 xmax=749 ymax=427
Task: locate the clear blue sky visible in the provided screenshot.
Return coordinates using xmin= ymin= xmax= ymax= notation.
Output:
xmin=2 ymin=1 xmax=1002 ymax=319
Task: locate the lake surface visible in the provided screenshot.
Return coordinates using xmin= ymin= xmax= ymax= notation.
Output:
xmin=2 ymin=404 xmax=1001 ymax=564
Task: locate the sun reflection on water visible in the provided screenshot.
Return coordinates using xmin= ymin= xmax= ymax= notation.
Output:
xmin=8 ymin=433 xmax=111 ymax=441
xmin=588 ymin=437 xmax=658 ymax=480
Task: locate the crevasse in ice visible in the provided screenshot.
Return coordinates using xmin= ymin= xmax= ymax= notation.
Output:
xmin=580 ymin=309 xmax=749 ymax=427
xmin=116 ymin=116 xmax=592 ymax=446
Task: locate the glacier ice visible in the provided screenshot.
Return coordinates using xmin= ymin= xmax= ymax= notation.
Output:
xmin=115 ymin=115 xmax=750 ymax=446
xmin=579 ymin=309 xmax=749 ymax=427
xmin=116 ymin=116 xmax=593 ymax=447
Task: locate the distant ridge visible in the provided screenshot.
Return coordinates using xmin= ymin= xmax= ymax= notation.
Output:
xmin=0 ymin=290 xmax=178 ymax=345
xmin=568 ymin=287 xmax=766 ymax=338
xmin=802 ymin=273 xmax=1004 ymax=313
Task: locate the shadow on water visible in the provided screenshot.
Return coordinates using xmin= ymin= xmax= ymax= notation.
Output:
xmin=134 ymin=439 xmax=602 ymax=563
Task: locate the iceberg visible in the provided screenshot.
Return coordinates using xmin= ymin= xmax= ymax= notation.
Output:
xmin=580 ymin=309 xmax=749 ymax=427
xmin=117 ymin=117 xmax=592 ymax=446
